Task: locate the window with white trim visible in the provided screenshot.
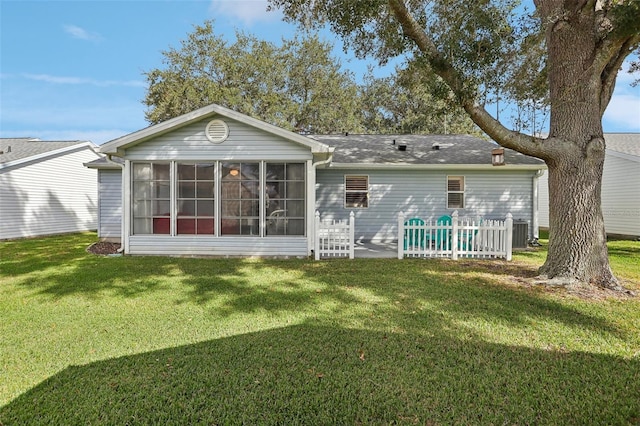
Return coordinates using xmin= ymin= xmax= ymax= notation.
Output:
xmin=265 ymin=163 xmax=305 ymax=235
xmin=345 ymin=175 xmax=369 ymax=208
xmin=132 ymin=163 xmax=171 ymax=234
xmin=447 ymin=176 xmax=465 ymax=209
xmin=221 ymin=162 xmax=260 ymax=235
xmin=176 ymin=163 xmax=215 ymax=235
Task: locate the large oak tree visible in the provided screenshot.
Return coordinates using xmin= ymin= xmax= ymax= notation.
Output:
xmin=270 ymin=0 xmax=640 ymax=290
xmin=143 ymin=21 xmax=364 ymax=133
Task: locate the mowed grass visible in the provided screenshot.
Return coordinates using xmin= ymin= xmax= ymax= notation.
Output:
xmin=1 ymin=232 xmax=639 ymax=425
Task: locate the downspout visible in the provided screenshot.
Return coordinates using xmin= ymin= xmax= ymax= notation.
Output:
xmin=531 ymin=169 xmax=545 ymax=245
xmin=106 ymin=154 xmax=125 ymax=253
xmin=309 ymin=150 xmax=334 ymax=256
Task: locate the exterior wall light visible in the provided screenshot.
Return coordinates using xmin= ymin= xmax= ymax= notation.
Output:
xmin=492 ymin=148 xmax=505 ymax=166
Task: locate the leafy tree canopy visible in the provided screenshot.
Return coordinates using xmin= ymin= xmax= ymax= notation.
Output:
xmin=144 ymin=19 xmax=480 ymax=136
xmin=143 ymin=20 xmax=364 ymax=134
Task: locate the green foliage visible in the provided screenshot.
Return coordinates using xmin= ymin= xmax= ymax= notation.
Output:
xmin=609 ymin=0 xmax=640 ymax=38
xmin=360 ymin=60 xmax=480 ymax=134
xmin=144 ymin=21 xmax=364 ymax=133
xmin=1 ymin=233 xmax=639 ymax=424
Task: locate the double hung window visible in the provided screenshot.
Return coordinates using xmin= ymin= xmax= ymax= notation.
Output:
xmin=344 ymin=175 xmax=369 ymax=208
xmin=447 ymin=176 xmax=465 ymax=209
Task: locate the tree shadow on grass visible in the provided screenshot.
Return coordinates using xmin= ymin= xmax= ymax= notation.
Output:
xmin=3 ymin=241 xmax=632 ymax=342
xmin=170 ymin=257 xmax=633 ymax=341
xmin=607 ymin=240 xmax=640 ymax=259
xmin=1 ymin=324 xmax=638 ymax=425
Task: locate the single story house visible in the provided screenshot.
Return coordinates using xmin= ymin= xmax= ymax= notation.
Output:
xmin=89 ymin=103 xmax=545 ymax=257
xmin=0 ymin=138 xmax=102 ymax=240
xmin=538 ymin=133 xmax=640 ymax=238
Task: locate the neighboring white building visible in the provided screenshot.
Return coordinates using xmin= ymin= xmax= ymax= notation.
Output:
xmin=0 ymin=138 xmax=102 ymax=240
xmin=538 ymin=133 xmax=640 ymax=238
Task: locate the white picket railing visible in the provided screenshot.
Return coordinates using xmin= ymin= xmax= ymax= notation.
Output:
xmin=314 ymin=211 xmax=355 ymax=260
xmin=398 ymin=210 xmax=513 ymax=260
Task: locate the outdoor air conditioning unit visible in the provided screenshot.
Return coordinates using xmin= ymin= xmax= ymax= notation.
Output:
xmin=512 ymin=220 xmax=529 ymax=249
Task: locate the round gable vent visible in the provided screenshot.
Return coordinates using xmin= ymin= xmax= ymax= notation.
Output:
xmin=205 ymin=119 xmax=229 ymax=143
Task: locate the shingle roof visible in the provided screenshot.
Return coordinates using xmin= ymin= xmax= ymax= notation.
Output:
xmin=0 ymin=138 xmax=93 ymax=164
xmin=605 ymin=133 xmax=640 ymax=159
xmin=84 ymin=156 xmax=124 ymax=169
xmin=308 ymin=134 xmax=544 ymax=166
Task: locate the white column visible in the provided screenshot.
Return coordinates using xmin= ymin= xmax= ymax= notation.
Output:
xmin=397 ymin=211 xmax=405 ymax=259
xmin=506 ymin=212 xmax=513 ymax=261
xmin=451 ymin=210 xmax=459 ymax=260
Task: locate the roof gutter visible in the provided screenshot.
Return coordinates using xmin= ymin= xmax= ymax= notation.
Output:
xmin=327 ymin=162 xmax=546 ymax=171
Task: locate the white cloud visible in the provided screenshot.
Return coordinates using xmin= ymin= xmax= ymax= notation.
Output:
xmin=63 ymin=24 xmax=103 ymax=41
xmin=23 ymin=73 xmax=145 ymax=88
xmin=208 ymin=0 xmax=282 ymax=26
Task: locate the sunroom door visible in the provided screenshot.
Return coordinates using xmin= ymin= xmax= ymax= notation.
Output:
xmin=220 ymin=162 xmax=261 ymax=235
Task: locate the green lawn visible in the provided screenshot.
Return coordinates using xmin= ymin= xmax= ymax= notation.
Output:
xmin=1 ymin=232 xmax=639 ymax=425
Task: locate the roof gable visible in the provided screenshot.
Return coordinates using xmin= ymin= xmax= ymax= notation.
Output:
xmin=604 ymin=133 xmax=640 ymax=161
xmin=100 ymin=103 xmax=332 ymax=155
xmin=0 ymin=138 xmax=98 ymax=169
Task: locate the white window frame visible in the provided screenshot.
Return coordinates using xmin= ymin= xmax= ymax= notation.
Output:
xmin=447 ymin=175 xmax=465 ymax=209
xmin=344 ymin=175 xmax=369 ymax=208
xmin=130 ymin=160 xmax=306 ymax=237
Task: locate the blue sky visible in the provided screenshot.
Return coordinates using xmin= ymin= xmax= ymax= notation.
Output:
xmin=1 ymin=0 xmax=638 ymax=145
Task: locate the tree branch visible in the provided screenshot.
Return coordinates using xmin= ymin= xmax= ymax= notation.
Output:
xmin=387 ymin=0 xmax=547 ymax=157
xmin=599 ymin=34 xmax=640 ymax=115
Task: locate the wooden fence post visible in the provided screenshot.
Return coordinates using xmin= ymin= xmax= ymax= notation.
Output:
xmin=397 ymin=211 xmax=405 ymax=259
xmin=505 ymin=213 xmax=513 ymax=261
xmin=451 ymin=210 xmax=459 ymax=260
xmin=314 ymin=211 xmax=320 ymax=260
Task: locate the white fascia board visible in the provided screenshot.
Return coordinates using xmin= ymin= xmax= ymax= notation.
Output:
xmin=100 ymin=103 xmax=332 ymax=155
xmin=0 ymin=141 xmax=99 ymax=171
xmin=325 ymin=162 xmax=547 ymax=171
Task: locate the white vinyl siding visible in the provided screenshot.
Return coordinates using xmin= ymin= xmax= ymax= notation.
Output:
xmin=0 ymin=147 xmax=100 ymax=240
xmin=538 ymin=152 xmax=640 ymax=237
xmin=98 ymin=169 xmax=122 ymax=241
xmin=124 ymin=117 xmax=312 ymax=161
xmin=317 ymin=169 xmax=535 ymax=242
xmin=127 ymin=236 xmax=307 ymax=256
xmin=601 ymin=153 xmax=640 ymax=236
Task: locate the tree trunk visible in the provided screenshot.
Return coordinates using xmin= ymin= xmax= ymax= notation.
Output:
xmin=540 ymin=148 xmax=619 ymax=289
xmin=536 ymin=0 xmax=620 ymax=289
